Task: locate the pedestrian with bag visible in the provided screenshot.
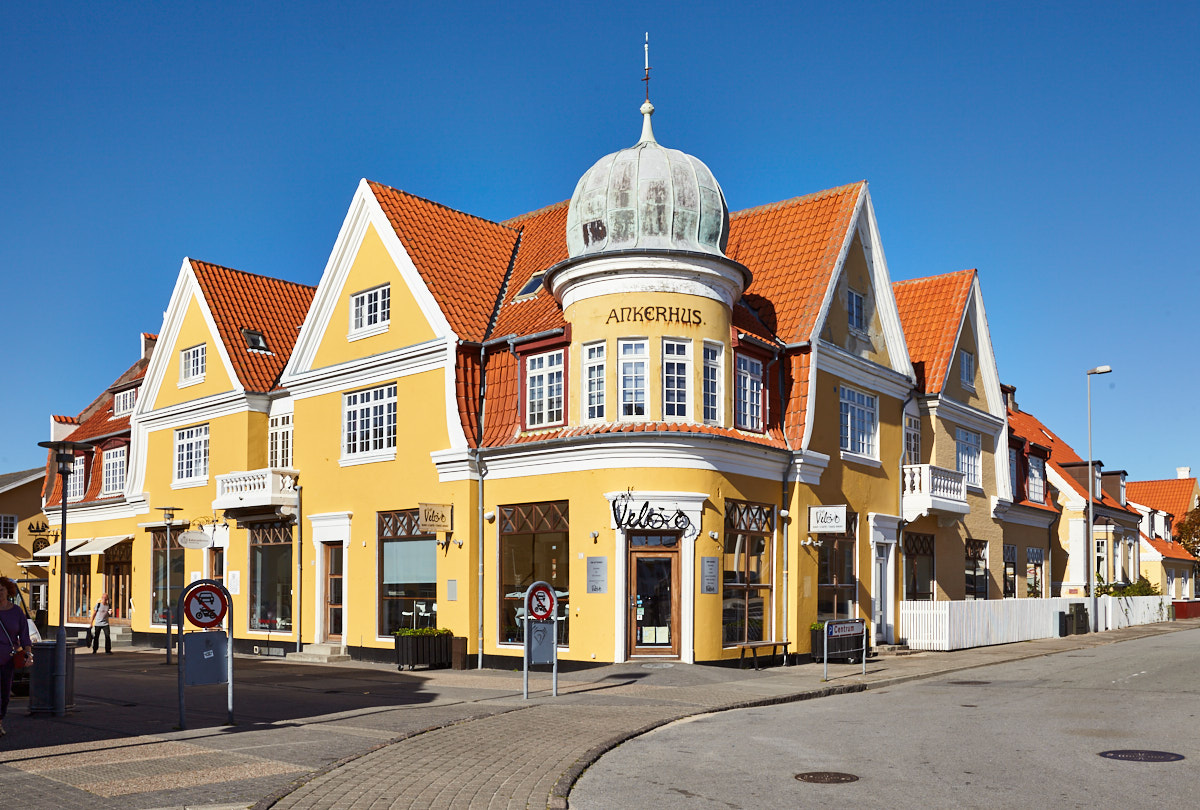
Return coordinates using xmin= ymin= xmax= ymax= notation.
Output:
xmin=89 ymin=593 xmax=112 ymax=654
xmin=0 ymin=576 xmax=33 ymax=737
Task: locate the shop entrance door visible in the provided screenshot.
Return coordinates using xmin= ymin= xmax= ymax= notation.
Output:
xmin=873 ymin=542 xmax=889 ymax=644
xmin=323 ymin=542 xmax=343 ymax=641
xmin=627 ymin=533 xmax=680 ymax=657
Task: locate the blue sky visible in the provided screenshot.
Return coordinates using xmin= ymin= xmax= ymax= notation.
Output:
xmin=2 ymin=1 xmax=1196 ymax=480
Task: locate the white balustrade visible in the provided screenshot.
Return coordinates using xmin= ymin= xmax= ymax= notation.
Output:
xmin=214 ymin=468 xmax=299 ymax=510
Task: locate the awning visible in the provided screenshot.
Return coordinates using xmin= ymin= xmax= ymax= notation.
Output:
xmin=68 ymin=535 xmax=132 ymax=556
xmin=33 ymin=540 xmax=87 ymax=558
xmin=16 ymin=559 xmax=47 ymax=567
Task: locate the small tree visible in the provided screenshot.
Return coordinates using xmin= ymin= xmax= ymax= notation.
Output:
xmin=1174 ymin=507 xmax=1200 ymax=559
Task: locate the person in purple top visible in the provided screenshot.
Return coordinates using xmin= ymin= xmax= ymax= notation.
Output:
xmin=0 ymin=576 xmax=32 ymax=736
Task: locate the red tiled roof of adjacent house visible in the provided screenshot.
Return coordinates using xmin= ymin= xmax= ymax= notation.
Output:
xmin=492 ymin=200 xmax=571 ymax=338
xmin=1142 ymin=533 xmax=1198 ymax=562
xmin=191 ymin=260 xmax=316 ymax=393
xmin=369 ymin=182 xmax=519 ymax=342
xmin=1127 ymin=478 xmax=1200 ymax=530
xmin=726 ymin=182 xmax=864 ymax=344
xmin=1007 ymin=406 xmax=1135 ymax=514
xmin=892 ymin=269 xmax=975 ymax=394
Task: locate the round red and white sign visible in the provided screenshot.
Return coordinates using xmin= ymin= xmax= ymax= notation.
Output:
xmin=526 ymin=582 xmax=556 ymax=621
xmin=183 ymin=583 xmax=228 ymax=628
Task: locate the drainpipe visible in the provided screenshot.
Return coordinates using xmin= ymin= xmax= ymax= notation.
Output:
xmin=894 ymin=390 xmax=915 ymax=639
xmin=295 ymin=484 xmax=303 ymax=655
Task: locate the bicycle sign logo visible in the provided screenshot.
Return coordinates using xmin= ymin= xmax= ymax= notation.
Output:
xmin=184 ymin=583 xmax=229 ymax=628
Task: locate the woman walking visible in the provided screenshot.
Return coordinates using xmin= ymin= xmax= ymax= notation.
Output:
xmin=0 ymin=577 xmax=33 ymax=736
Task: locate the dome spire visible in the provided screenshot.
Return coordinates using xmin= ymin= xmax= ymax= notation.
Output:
xmin=639 ymin=33 xmax=656 ymax=144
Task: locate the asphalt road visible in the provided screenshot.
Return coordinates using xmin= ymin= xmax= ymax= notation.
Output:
xmin=570 ymin=628 xmax=1200 ymax=809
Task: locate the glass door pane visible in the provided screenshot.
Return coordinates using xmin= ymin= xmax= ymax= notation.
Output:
xmin=325 ymin=544 xmax=343 ymax=639
xmin=630 ymin=555 xmax=676 ymax=655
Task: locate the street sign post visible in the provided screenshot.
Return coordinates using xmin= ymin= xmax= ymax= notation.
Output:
xmin=823 ymin=618 xmax=867 ymax=681
xmin=522 ymin=581 xmax=559 ymax=699
xmin=176 ymin=578 xmax=234 ymax=729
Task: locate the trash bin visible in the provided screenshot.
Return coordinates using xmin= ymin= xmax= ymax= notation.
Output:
xmin=1058 ymin=611 xmax=1071 ymax=637
xmin=29 ymin=641 xmax=76 ymax=714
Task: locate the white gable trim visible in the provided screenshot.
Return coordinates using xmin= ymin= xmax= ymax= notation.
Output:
xmin=282 ymin=179 xmax=456 ymax=381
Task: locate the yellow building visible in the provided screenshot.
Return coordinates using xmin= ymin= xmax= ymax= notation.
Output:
xmin=0 ymin=467 xmax=48 ymax=619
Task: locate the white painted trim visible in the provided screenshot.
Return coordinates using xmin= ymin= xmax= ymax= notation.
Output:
xmin=815 ymin=341 xmax=914 ymax=402
xmin=926 ymin=397 xmax=1005 ymax=436
xmin=284 ymin=337 xmax=449 ymax=401
xmin=869 ymin=512 xmax=900 ymax=644
xmin=841 ymin=451 xmax=882 ymax=469
xmin=548 ymin=252 xmax=748 ymax=311
xmin=790 ymin=450 xmax=831 ymax=486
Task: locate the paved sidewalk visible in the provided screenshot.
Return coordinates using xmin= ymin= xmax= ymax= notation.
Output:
xmin=1 ymin=620 xmax=1196 ymax=810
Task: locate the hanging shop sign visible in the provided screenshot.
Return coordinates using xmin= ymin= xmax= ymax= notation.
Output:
xmin=418 ymin=503 xmax=453 ymax=533
xmin=177 ymin=529 xmax=214 ymax=550
xmin=808 ymin=505 xmax=847 ymax=534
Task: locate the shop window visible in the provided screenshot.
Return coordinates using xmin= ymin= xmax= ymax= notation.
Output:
xmin=499 ymin=501 xmax=569 ymax=645
xmin=179 ymin=344 xmax=206 ymax=385
xmin=722 ymin=501 xmax=773 ymax=645
xmin=904 ymin=533 xmax=934 ymax=600
xmin=955 ymin=428 xmax=981 ymax=487
xmin=249 ymin=522 xmax=293 ymax=631
xmin=619 ymin=339 xmax=648 ymax=418
xmin=270 ymin=413 xmax=293 ymax=468
xmin=343 ymin=383 xmax=397 ymax=461
xmin=965 ymin=539 xmax=988 ymax=599
xmin=174 ymin=424 xmax=209 ymax=484
xmin=102 ymin=446 xmax=126 ymax=494
xmin=583 ymin=342 xmax=606 ymax=421
xmin=702 ymin=342 xmax=722 ymax=424
xmin=662 ymin=339 xmax=691 ymax=420
xmin=1027 ymin=457 xmax=1045 ymax=503
xmin=818 ymin=514 xmax=857 ymax=621
xmin=349 ymin=283 xmax=390 ymax=338
xmin=1026 ymin=548 xmax=1044 ymax=598
xmin=735 ymin=354 xmax=763 ymax=431
xmin=68 ymin=560 xmax=90 ymax=619
xmin=378 ymin=509 xmax=437 ymax=635
xmin=526 ymin=350 xmax=564 ymax=428
xmin=151 ymin=528 xmax=184 ymax=625
xmin=1003 ymin=544 xmax=1017 ymax=598
xmin=840 ymin=386 xmax=876 ymax=457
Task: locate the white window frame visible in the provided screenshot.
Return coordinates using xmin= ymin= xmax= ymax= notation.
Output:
xmin=112 ymin=388 xmax=137 ymax=416
xmin=905 ymin=415 xmax=922 ymax=466
xmin=526 ymin=350 xmax=564 ymax=428
xmin=174 ymin=424 xmax=209 ymax=486
xmin=662 ymin=338 xmax=691 ymax=421
xmin=1027 ymin=456 xmax=1045 ymax=503
xmin=269 ymin=413 xmax=293 ymax=468
xmin=702 ymin=341 xmax=722 ymax=425
xmin=735 ymin=354 xmax=764 ymax=431
xmin=582 ymin=342 xmax=606 ymax=422
xmin=619 ymin=339 xmax=649 ymax=420
xmin=959 ymin=349 xmax=976 ymax=390
xmin=955 ymin=427 xmax=982 ymax=487
xmin=342 ymin=383 xmax=397 ymax=465
xmin=0 ymin=515 xmax=16 ymax=543
xmin=102 ymin=446 xmax=126 ymax=495
xmin=65 ymin=454 xmax=87 ymax=501
xmin=179 ymin=344 xmax=206 ymax=386
xmin=349 ymin=284 xmax=391 ymax=340
xmin=839 ymin=385 xmax=877 ymax=458
xmin=1008 ymin=447 xmax=1019 ymax=497
xmin=847 ymin=288 xmax=866 ymax=332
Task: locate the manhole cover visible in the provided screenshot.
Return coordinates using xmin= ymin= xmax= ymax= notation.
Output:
xmin=795 ymin=772 xmax=859 ymax=784
xmin=948 ymin=680 xmax=990 ymax=686
xmin=641 ymin=663 xmax=674 ymax=669
xmin=1098 ymin=750 xmax=1185 ymax=762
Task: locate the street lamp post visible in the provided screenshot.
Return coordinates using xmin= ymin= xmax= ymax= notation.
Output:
xmin=156 ymin=506 xmax=181 ymax=664
xmin=1086 ymin=365 xmax=1112 ymax=632
xmin=37 ymin=439 xmax=94 ymax=717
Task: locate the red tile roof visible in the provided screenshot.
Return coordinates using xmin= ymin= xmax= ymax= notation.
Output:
xmin=493 ymin=201 xmax=571 ymax=338
xmin=726 ymin=183 xmax=864 ymax=344
xmin=369 ymin=182 xmax=519 ymax=342
xmin=190 ymin=260 xmax=315 ymax=393
xmin=1142 ymin=533 xmax=1198 ymax=562
xmin=892 ymin=269 xmax=975 ymax=394
xmin=1007 ymin=406 xmax=1136 ymax=515
xmin=1127 ymin=478 xmax=1200 ymax=530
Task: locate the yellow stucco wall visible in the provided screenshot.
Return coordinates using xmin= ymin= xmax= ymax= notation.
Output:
xmin=151 ymin=296 xmax=236 ymax=410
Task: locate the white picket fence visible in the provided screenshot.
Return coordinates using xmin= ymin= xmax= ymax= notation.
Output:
xmin=899 ymin=596 xmax=1174 ymax=651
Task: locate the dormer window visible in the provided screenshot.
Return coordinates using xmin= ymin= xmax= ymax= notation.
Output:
xmin=243 ymin=329 xmax=270 ymax=353
xmin=847 ymin=288 xmax=865 ymax=332
xmin=959 ymin=350 xmax=975 ymax=389
xmin=180 ymin=344 xmax=206 ymax=386
xmin=113 ymin=387 xmax=137 ymax=417
xmin=349 ymin=284 xmax=390 ymax=339
xmin=1027 ymin=457 xmax=1045 ymax=503
xmin=525 ymin=350 xmax=564 ymax=428
xmin=66 ymin=454 xmax=87 ymax=501
xmin=736 ymin=355 xmax=765 ymax=431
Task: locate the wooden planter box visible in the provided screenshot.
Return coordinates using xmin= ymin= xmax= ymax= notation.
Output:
xmin=395 ymin=633 xmax=454 ymax=670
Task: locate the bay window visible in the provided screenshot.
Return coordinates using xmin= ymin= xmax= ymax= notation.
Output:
xmin=583 ymin=342 xmax=606 ymax=421
xmin=662 ymin=339 xmax=690 ymax=420
xmin=619 ymin=339 xmax=648 ymax=418
xmin=702 ymin=342 xmax=721 ymax=424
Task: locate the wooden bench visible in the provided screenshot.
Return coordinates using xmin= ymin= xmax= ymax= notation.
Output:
xmin=737 ymin=640 xmax=789 ymax=670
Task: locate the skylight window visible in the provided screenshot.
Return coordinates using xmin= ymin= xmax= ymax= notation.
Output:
xmin=516 ymin=272 xmax=545 ymax=298
xmin=243 ymin=329 xmax=270 ymax=353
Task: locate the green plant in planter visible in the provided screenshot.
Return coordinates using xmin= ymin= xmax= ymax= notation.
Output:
xmin=394 ymin=627 xmax=453 ymax=637
xmin=809 ymin=621 xmax=826 ymax=631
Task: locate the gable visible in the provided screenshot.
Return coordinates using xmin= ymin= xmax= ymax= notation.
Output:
xmin=820 ymin=232 xmax=891 ymax=367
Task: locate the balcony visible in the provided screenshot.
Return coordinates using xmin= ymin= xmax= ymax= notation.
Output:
xmin=901 ymin=464 xmax=969 ymax=523
xmin=213 ymin=468 xmax=299 ymax=513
